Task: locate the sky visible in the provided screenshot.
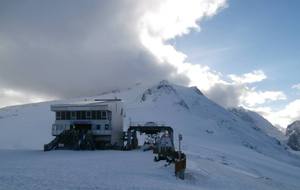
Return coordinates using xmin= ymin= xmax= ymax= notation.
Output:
xmin=0 ymin=0 xmax=299 ymax=128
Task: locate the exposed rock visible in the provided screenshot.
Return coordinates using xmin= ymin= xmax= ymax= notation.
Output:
xmin=286 ymin=121 xmax=300 ymax=151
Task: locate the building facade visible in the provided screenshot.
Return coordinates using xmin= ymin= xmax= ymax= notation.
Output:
xmin=50 ymin=99 xmax=124 ymax=147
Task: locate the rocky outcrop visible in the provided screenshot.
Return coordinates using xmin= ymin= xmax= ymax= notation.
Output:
xmin=286 ymin=121 xmax=300 ymax=151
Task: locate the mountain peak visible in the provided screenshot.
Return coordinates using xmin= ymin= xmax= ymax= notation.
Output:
xmin=140 ymin=81 xmax=177 ymax=101
xmin=139 ymin=80 xmax=190 ymax=110
xmin=156 ymin=80 xmax=176 ymax=91
xmin=189 ymin=86 xmax=204 ymax=96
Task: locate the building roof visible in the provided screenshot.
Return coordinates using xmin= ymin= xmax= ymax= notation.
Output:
xmin=51 ymin=99 xmax=122 ymax=111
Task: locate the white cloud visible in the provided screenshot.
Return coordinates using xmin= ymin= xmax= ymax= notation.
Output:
xmin=0 ymin=0 xmax=192 ymax=105
xmin=140 ymin=0 xmax=227 ymax=41
xmin=250 ymin=100 xmax=300 ymax=128
xmin=139 ymin=0 xmax=228 ymax=91
xmin=292 ymin=83 xmax=300 ymax=90
xmin=204 ymin=83 xmax=243 ymax=108
xmin=0 ymin=88 xmax=55 ymax=108
xmin=229 ymin=70 xmax=266 ymax=84
xmin=0 ymin=0 xmax=230 ymax=108
xmin=240 ymin=88 xmax=287 ymax=107
xmin=203 ymin=79 xmax=287 ymax=110
xmin=277 ymin=100 xmax=300 ymax=126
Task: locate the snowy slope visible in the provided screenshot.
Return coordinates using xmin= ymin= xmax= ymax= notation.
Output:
xmin=1 ymin=80 xmax=300 ymax=190
xmin=229 ymin=107 xmax=286 ymax=141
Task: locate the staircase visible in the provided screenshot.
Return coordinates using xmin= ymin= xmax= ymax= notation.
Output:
xmin=44 ymin=129 xmax=95 ymax=151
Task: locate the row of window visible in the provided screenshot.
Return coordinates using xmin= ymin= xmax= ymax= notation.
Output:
xmin=56 ymin=111 xmax=111 ymax=120
xmin=53 ymin=124 xmax=111 ymax=131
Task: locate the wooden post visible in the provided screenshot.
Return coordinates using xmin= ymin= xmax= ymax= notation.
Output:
xmin=175 ymin=134 xmax=185 ymax=180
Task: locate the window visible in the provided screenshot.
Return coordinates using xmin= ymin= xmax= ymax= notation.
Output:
xmin=96 ymin=125 xmax=101 ymax=130
xmin=92 ymin=111 xmax=97 ymax=120
xmin=86 ymin=111 xmax=91 ymax=119
xmin=108 ymin=111 xmax=112 ymax=120
xmin=56 ymin=112 xmax=61 ymax=120
xmin=76 ymin=111 xmax=81 ymax=120
xmin=81 ymin=111 xmax=86 ymax=120
xmin=66 ymin=112 xmax=71 ymax=120
xmin=96 ymin=111 xmax=101 ymax=120
xmin=104 ymin=124 xmax=109 ymax=130
xmin=56 ymin=110 xmax=111 ymax=120
xmin=102 ymin=111 xmax=107 ymax=120
xmin=71 ymin=111 xmax=76 ymax=120
xmin=61 ymin=111 xmax=66 ymax=120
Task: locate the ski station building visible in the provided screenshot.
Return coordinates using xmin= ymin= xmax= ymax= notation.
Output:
xmin=49 ymin=99 xmax=124 ymax=149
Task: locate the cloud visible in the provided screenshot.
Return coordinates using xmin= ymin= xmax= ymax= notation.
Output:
xmin=139 ymin=0 xmax=227 ymax=91
xmin=292 ymin=83 xmax=300 ymax=90
xmin=229 ymin=70 xmax=266 ymax=84
xmin=0 ymin=0 xmax=228 ymax=107
xmin=276 ymin=100 xmax=300 ymax=126
xmin=204 ymin=83 xmax=243 ymax=108
xmin=139 ymin=0 xmax=227 ymax=41
xmin=250 ymin=100 xmax=300 ymax=128
xmin=204 ymin=82 xmax=286 ymax=109
xmin=240 ymin=88 xmax=286 ymax=107
xmin=0 ymin=88 xmax=54 ymax=108
xmin=0 ymin=0 xmax=192 ymax=107
xmin=201 ymin=69 xmax=286 ymax=109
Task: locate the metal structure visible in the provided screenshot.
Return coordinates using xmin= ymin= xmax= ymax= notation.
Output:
xmin=124 ymin=122 xmax=174 ymax=150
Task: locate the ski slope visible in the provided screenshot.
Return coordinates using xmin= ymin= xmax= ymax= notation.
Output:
xmin=0 ymin=149 xmax=299 ymax=190
xmin=0 ymin=80 xmax=300 ymax=190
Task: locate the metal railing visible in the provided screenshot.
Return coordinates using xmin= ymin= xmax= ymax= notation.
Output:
xmin=129 ymin=121 xmax=167 ymax=127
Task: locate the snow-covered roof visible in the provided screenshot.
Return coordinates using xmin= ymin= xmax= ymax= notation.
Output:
xmin=51 ymin=99 xmax=122 ymax=111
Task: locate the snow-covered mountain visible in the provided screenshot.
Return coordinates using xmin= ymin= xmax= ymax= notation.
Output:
xmin=286 ymin=120 xmax=300 ymax=151
xmin=286 ymin=120 xmax=300 ymax=136
xmin=1 ymin=80 xmax=300 ymax=190
xmin=229 ymin=107 xmax=285 ymax=141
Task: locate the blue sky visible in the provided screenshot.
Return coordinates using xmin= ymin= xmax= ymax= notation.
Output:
xmin=174 ymin=0 xmax=300 ymax=106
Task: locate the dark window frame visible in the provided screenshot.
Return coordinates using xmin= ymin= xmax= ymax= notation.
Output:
xmin=86 ymin=111 xmax=91 ymax=119
xmin=92 ymin=111 xmax=97 ymax=120
xmin=66 ymin=111 xmax=71 ymax=120
xmin=102 ymin=111 xmax=107 ymax=120
xmin=56 ymin=111 xmax=61 ymax=120
xmin=96 ymin=111 xmax=101 ymax=120
xmin=71 ymin=111 xmax=76 ymax=120
xmin=61 ymin=111 xmax=66 ymax=120
xmin=96 ymin=124 xmax=101 ymax=130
